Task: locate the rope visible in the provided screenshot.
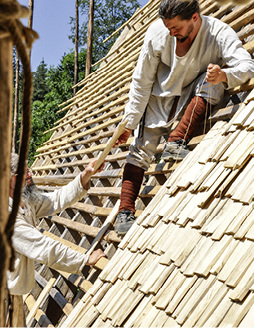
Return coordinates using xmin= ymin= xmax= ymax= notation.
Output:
xmin=0 ymin=0 xmax=38 ymax=271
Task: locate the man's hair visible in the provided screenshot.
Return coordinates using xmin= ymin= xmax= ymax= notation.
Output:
xmin=158 ymin=0 xmax=200 ymax=20
xmin=11 ymin=152 xmax=19 ymax=175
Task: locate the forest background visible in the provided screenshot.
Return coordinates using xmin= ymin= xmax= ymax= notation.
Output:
xmin=13 ymin=0 xmax=145 ymax=164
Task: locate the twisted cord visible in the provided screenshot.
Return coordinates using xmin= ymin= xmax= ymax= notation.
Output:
xmin=0 ymin=1 xmax=28 ymax=20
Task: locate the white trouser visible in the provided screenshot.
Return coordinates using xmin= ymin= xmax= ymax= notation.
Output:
xmin=127 ymin=73 xmax=225 ymax=170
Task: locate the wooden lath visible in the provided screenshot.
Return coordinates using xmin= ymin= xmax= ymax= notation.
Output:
xmin=25 ymin=0 xmax=254 ymax=326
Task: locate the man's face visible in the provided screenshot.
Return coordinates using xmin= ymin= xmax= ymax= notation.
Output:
xmin=162 ymin=15 xmax=195 ymax=43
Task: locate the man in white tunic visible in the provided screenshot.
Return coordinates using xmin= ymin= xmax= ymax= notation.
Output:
xmin=114 ymin=0 xmax=254 ymax=235
xmin=6 ymin=153 xmax=105 ymax=326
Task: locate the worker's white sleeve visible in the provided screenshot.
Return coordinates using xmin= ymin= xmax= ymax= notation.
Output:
xmin=13 ymin=218 xmax=88 ymax=274
xmin=34 ymin=174 xmax=87 ymax=218
xmin=123 ymin=32 xmax=161 ymax=130
xmin=220 ymin=27 xmax=254 ymax=89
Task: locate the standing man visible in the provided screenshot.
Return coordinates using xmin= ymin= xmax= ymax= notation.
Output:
xmin=6 ymin=153 xmax=106 ymax=326
xmin=114 ymin=0 xmax=254 ymax=235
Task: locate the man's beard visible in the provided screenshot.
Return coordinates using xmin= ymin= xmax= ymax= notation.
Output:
xmin=22 ymin=178 xmax=44 ymax=207
xmin=176 ymin=23 xmax=194 ymax=43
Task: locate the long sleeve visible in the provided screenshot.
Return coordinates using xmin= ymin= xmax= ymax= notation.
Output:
xmin=206 ymin=16 xmax=254 ymax=89
xmin=34 ymin=174 xmax=87 ymax=219
xmin=221 ymin=33 xmax=254 ymax=89
xmin=13 ymin=218 xmax=88 ymax=273
xmin=123 ymin=22 xmax=164 ymax=130
xmin=7 ymin=217 xmax=88 ymax=295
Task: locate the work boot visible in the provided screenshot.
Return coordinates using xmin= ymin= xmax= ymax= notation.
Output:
xmin=114 ymin=210 xmax=136 ymax=236
xmin=161 ymin=139 xmax=189 ymax=161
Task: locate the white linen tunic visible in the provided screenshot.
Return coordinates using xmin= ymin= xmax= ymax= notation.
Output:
xmin=7 ymin=175 xmax=89 ymax=295
xmin=123 ymin=15 xmax=254 ymax=130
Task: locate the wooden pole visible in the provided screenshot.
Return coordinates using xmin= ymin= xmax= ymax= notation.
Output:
xmin=28 ymin=0 xmax=34 ymax=58
xmin=85 ymin=0 xmax=94 ymax=77
xmin=74 ymin=0 xmax=79 ymax=95
xmin=12 ymin=53 xmax=19 ymax=153
xmin=0 ymin=34 xmax=13 ymax=327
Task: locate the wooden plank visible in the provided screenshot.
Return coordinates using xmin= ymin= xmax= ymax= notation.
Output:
xmin=152 ymin=268 xmax=184 ymax=310
xmin=90 ymin=282 xmax=112 ymax=305
xmin=164 ymin=276 xmax=198 ymax=315
xmin=95 ymin=279 xmax=124 ymax=316
xmin=226 ymin=157 xmax=254 ymax=201
xmin=85 ymin=199 xmax=120 ymax=256
xmin=217 ymin=240 xmax=252 ymax=282
xmin=182 ymin=279 xmax=225 ymax=327
xmin=197 ymin=168 xmax=231 ymax=209
xmin=35 ymin=115 xmax=123 ymax=154
xmin=238 ymin=302 xmax=254 ymax=327
xmin=99 ymin=280 xmax=130 ymax=321
xmin=226 ymin=204 xmax=252 ymax=235
xmin=198 ymin=161 xmax=225 ymax=191
xmin=75 ymin=303 xmax=100 ymax=327
xmin=182 ymin=236 xmax=214 ymax=277
xmin=26 ymin=278 xmax=56 ymax=326
xmin=51 ymin=216 xmax=121 ymax=244
xmin=124 ymin=294 xmax=154 ymax=327
xmin=225 ymin=244 xmax=254 ymax=288
xmin=229 ymin=260 xmax=254 ymax=301
xmin=224 ymin=131 xmax=254 ymax=169
xmin=194 ymin=235 xmax=233 ymax=277
xmin=194 ymin=283 xmax=229 ymax=327
xmin=235 ymin=209 xmax=254 ymax=239
xmin=23 ymin=294 xmax=54 ymax=327
xmin=35 ymin=272 xmax=74 ymax=316
xmin=69 ymin=203 xmax=112 ymax=217
xmin=175 ymin=275 xmax=217 ymax=325
xmin=56 ymin=270 xmax=93 ymax=292
xmin=230 ymin=8 xmax=254 ymax=32
xmin=139 ymin=263 xmax=174 ymax=295
xmin=127 ymin=252 xmax=157 ymax=291
xmin=110 ymin=289 xmax=144 ymax=326
xmin=48 ymin=104 xmax=127 ymax=153
xmin=60 ymin=294 xmax=92 ymax=328
xmin=219 ymin=292 xmax=254 ymax=328
xmin=210 ymin=202 xmax=243 ymax=241
xmin=93 ymin=120 xmax=127 ymax=171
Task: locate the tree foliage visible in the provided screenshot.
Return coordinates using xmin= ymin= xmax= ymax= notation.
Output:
xmin=22 ymin=1 xmax=141 ymax=164
xmin=69 ymin=0 xmax=141 ymax=63
xmin=27 ymin=50 xmax=87 ymax=164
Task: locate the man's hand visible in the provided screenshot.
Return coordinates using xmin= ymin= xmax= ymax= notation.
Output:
xmin=206 ymin=63 xmax=227 ymax=85
xmin=86 ymin=249 xmax=106 ymax=266
xmin=113 ymin=128 xmax=132 ymax=147
xmin=80 ymin=159 xmax=104 ymax=189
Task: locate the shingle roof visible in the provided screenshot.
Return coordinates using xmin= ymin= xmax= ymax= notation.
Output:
xmin=61 ymin=90 xmax=254 ymax=328
xmin=26 ymin=0 xmax=254 ymax=326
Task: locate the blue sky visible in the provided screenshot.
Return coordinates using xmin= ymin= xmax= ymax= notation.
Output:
xmin=19 ymin=0 xmax=149 ymax=72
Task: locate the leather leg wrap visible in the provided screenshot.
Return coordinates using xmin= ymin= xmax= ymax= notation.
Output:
xmin=119 ymin=163 xmax=145 ymax=213
xmin=168 ymin=96 xmax=207 ymax=142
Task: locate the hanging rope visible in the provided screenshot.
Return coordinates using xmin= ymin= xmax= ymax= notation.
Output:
xmin=0 ymin=0 xmax=38 ymax=271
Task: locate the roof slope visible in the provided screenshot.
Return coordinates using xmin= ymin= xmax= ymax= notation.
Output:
xmin=63 ymin=89 xmax=254 ymax=328
xmin=26 ymin=0 xmax=254 ymax=326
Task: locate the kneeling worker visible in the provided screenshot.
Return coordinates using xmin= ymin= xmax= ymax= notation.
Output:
xmin=114 ymin=0 xmax=254 ymax=235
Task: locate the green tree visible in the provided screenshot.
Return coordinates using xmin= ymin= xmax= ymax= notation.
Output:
xmin=69 ymin=0 xmax=141 ymax=64
xmin=33 ymin=59 xmax=49 ymax=102
xmin=28 ymin=50 xmax=87 ymax=164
